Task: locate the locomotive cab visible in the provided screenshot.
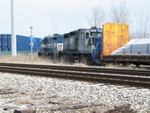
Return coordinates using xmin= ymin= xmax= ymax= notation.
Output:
xmin=89 ymin=28 xmax=102 ymax=63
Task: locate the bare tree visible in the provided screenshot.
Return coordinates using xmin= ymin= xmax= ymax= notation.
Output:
xmin=88 ymin=6 xmax=105 ymax=28
xmin=110 ymin=0 xmax=131 ymax=24
xmin=136 ymin=12 xmax=150 ymax=39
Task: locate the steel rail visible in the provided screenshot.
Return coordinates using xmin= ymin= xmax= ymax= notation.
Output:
xmin=0 ymin=65 xmax=149 ymax=88
xmin=0 ymin=63 xmax=150 ymax=76
xmin=0 ymin=66 xmax=149 ymax=82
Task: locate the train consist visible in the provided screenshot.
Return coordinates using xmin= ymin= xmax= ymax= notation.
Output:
xmin=38 ymin=27 xmax=103 ymax=64
xmin=38 ymin=23 xmax=150 ymax=66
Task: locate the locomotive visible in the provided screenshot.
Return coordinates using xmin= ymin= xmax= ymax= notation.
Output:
xmin=38 ymin=34 xmax=63 ymax=59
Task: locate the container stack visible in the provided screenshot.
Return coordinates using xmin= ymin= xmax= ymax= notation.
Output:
xmin=102 ymin=23 xmax=129 ymax=55
xmin=0 ymin=34 xmax=41 ymax=54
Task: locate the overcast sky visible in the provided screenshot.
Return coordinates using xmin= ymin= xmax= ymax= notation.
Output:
xmin=0 ymin=0 xmax=150 ymax=38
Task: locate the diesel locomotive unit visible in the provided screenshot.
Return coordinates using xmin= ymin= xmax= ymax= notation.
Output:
xmin=38 ymin=34 xmax=63 ymax=59
xmin=38 ymin=27 xmax=102 ymax=64
xmin=62 ymin=27 xmax=102 ymax=63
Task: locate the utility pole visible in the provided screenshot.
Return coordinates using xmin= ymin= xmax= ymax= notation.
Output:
xmin=11 ymin=0 xmax=17 ymax=56
xmin=30 ymin=26 xmax=34 ymax=59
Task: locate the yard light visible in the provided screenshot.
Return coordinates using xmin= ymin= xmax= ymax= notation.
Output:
xmin=11 ymin=0 xmax=17 ymax=56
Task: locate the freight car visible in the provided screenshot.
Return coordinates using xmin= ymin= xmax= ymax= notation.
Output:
xmin=100 ymin=23 xmax=150 ymax=67
xmin=38 ymin=27 xmax=102 ymax=64
xmin=0 ymin=34 xmax=41 ymax=54
xmin=103 ymin=38 xmax=150 ymax=67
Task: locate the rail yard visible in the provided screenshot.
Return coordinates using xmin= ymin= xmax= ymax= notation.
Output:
xmin=0 ymin=48 xmax=150 ymax=113
xmin=1 ymin=0 xmax=150 ymax=112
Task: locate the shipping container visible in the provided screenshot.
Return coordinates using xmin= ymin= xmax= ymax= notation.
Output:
xmin=0 ymin=34 xmax=41 ymax=54
xmin=0 ymin=34 xmax=11 ymax=52
xmin=102 ymin=23 xmax=129 ymax=55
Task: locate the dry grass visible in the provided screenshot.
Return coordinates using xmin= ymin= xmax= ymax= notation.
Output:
xmin=0 ymin=53 xmax=148 ymax=70
xmin=0 ymin=54 xmax=88 ymax=67
xmin=0 ymin=54 xmax=49 ymax=64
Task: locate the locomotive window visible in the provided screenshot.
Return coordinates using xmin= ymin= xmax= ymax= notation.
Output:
xmin=86 ymin=33 xmax=89 ymax=38
xmin=70 ymin=32 xmax=76 ymax=36
xmin=70 ymin=32 xmax=76 ymax=38
xmin=43 ymin=39 xmax=47 ymax=44
xmin=45 ymin=39 xmax=49 ymax=44
xmin=90 ymin=32 xmax=101 ymax=37
xmin=64 ymin=34 xmax=69 ymax=38
xmin=53 ymin=37 xmax=57 ymax=40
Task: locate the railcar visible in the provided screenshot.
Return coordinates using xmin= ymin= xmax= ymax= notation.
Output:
xmin=100 ymin=23 xmax=150 ymax=67
xmin=103 ymin=38 xmax=150 ymax=67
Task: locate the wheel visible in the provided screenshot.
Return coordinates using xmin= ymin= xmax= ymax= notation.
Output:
xmin=60 ymin=54 xmax=71 ymax=64
xmin=135 ymin=63 xmax=140 ymax=68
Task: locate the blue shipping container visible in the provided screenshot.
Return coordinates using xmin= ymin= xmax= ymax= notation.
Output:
xmin=0 ymin=34 xmax=41 ymax=54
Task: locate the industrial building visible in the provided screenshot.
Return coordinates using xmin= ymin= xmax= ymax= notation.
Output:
xmin=0 ymin=34 xmax=41 ymax=54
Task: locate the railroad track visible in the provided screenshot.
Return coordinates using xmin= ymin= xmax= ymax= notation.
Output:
xmin=0 ymin=63 xmax=149 ymax=88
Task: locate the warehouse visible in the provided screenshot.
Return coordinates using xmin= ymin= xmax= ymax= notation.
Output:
xmin=0 ymin=34 xmax=41 ymax=54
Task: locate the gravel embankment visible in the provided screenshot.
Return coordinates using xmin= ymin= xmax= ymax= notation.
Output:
xmin=0 ymin=72 xmax=149 ymax=113
xmin=0 ymin=54 xmax=150 ymax=112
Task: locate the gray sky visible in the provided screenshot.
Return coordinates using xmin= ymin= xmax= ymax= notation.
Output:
xmin=0 ymin=0 xmax=150 ymax=38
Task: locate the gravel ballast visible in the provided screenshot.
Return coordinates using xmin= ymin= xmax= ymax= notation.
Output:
xmin=0 ymin=72 xmax=149 ymax=113
xmin=0 ymin=54 xmax=149 ymax=112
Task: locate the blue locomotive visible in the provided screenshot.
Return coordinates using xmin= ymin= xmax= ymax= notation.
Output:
xmin=38 ymin=27 xmax=102 ymax=64
xmin=38 ymin=34 xmax=63 ymax=59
